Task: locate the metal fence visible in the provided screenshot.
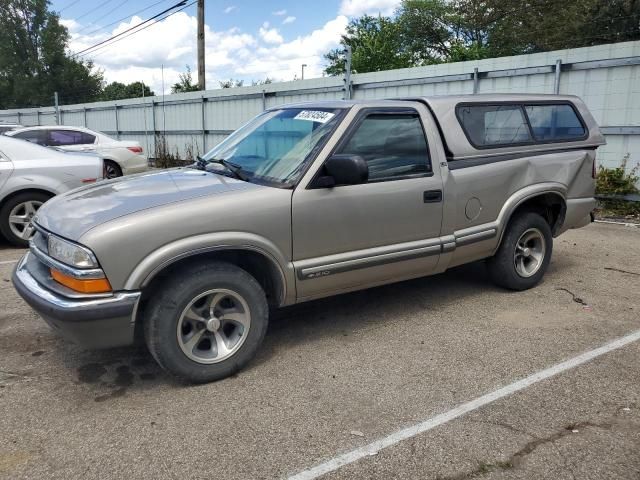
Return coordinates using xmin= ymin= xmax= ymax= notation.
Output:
xmin=1 ymin=40 xmax=639 ymax=171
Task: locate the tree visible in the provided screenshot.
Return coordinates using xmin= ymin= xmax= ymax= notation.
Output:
xmin=219 ymin=78 xmax=244 ymax=88
xmin=171 ymin=65 xmax=199 ymax=93
xmin=100 ymin=81 xmax=155 ymax=101
xmin=0 ymin=0 xmax=104 ymax=108
xmin=324 ymin=0 xmax=640 ymax=75
xmin=324 ymin=15 xmax=413 ymax=75
xmin=251 ymin=77 xmax=274 ymax=86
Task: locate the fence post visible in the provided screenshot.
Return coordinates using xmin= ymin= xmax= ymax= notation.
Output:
xmin=473 ymin=67 xmax=479 ymax=94
xmin=36 ymin=110 xmax=40 ymax=126
xmin=83 ymin=107 xmax=87 ymax=127
xmin=554 ymin=59 xmax=562 ymax=94
xmin=151 ymin=100 xmax=156 ymax=159
xmin=343 ymin=46 xmax=352 ymax=100
xmin=54 ymin=92 xmax=60 ymax=125
xmin=201 ymin=96 xmax=207 ymax=153
xmin=262 ymin=89 xmax=266 ymax=111
xmin=16 ymin=111 xmax=21 ymax=126
xmin=114 ymin=104 xmax=119 ymax=140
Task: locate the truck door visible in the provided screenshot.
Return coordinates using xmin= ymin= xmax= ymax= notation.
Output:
xmin=292 ymin=104 xmax=445 ymax=300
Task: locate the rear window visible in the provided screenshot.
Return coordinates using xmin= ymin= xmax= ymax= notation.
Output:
xmin=524 ymin=105 xmax=585 ymax=141
xmin=456 ymin=102 xmax=587 ymax=148
xmin=456 ymin=105 xmax=531 ymax=147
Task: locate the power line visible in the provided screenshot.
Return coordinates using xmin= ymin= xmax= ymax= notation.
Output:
xmin=71 ymin=0 xmax=189 ymax=58
xmin=76 ymin=0 xmax=196 ymax=59
xmin=74 ymin=0 xmax=120 ymax=23
xmin=76 ymin=0 xmax=172 ymax=36
xmin=59 ymin=0 xmax=82 ymax=13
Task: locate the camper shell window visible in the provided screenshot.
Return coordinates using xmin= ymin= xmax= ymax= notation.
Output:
xmin=455 ymin=102 xmax=587 ymax=149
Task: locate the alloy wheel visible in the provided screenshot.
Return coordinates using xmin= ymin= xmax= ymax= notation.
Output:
xmin=177 ymin=289 xmax=251 ymax=364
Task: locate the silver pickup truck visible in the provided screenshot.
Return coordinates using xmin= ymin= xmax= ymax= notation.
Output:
xmin=13 ymin=94 xmax=604 ymax=383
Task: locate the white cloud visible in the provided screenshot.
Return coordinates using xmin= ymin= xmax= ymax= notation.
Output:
xmin=259 ymin=22 xmax=283 ymax=45
xmin=282 ymin=16 xmax=296 ymax=25
xmin=64 ymin=12 xmax=348 ymax=94
xmin=339 ymin=0 xmax=401 ymax=16
xmin=272 ymin=9 xmax=287 ymax=16
xmin=223 ymin=5 xmax=236 ymax=13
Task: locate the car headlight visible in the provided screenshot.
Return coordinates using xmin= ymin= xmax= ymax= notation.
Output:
xmin=47 ymin=235 xmax=98 ymax=268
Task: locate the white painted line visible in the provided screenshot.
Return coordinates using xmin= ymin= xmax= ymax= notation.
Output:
xmin=0 ymin=259 xmax=19 ymax=265
xmin=288 ymin=329 xmax=640 ymax=480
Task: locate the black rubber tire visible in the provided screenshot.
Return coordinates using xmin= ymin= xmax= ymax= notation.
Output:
xmin=143 ymin=261 xmax=269 ymax=383
xmin=104 ymin=160 xmax=122 ymax=178
xmin=0 ymin=191 xmax=51 ymax=247
xmin=487 ymin=212 xmax=553 ymax=291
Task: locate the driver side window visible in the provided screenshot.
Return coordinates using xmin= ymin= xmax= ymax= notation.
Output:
xmin=336 ymin=111 xmax=431 ymax=182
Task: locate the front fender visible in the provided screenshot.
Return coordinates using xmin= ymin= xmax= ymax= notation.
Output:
xmin=123 ymin=231 xmax=294 ymax=304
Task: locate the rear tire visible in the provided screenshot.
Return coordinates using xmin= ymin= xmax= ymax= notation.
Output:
xmin=0 ymin=192 xmax=50 ymax=247
xmin=143 ymin=261 xmax=269 ymax=383
xmin=104 ymin=160 xmax=122 ymax=178
xmin=487 ymin=212 xmax=553 ymax=291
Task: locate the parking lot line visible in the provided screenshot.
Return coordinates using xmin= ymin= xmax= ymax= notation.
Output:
xmin=287 ymin=328 xmax=640 ymax=480
xmin=0 ymin=259 xmax=19 ymax=265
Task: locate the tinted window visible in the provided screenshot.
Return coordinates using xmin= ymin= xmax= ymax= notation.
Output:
xmin=457 ymin=105 xmax=531 ymax=147
xmin=11 ymin=130 xmax=46 ymax=145
xmin=525 ymin=105 xmax=585 ymax=141
xmin=337 ymin=113 xmax=430 ymax=181
xmin=48 ymin=130 xmax=95 ymax=146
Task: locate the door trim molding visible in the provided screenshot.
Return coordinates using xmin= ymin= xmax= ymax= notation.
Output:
xmin=295 ymin=225 xmax=497 ymax=280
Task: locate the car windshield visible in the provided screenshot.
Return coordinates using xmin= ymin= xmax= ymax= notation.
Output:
xmin=201 ymin=108 xmax=344 ymax=187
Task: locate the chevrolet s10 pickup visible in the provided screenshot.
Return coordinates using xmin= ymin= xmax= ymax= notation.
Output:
xmin=13 ymin=94 xmax=604 ymax=382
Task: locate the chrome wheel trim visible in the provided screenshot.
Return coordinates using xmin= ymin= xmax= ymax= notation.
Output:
xmin=177 ymin=288 xmax=251 ymax=364
xmin=514 ymin=228 xmax=546 ymax=278
xmin=105 ymin=162 xmax=120 ymax=178
xmin=8 ymin=200 xmax=42 ymax=240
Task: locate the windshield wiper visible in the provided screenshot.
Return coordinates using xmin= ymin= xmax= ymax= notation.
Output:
xmin=205 ymin=157 xmax=250 ymax=182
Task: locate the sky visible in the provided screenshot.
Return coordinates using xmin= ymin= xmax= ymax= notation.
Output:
xmin=50 ymin=0 xmax=403 ymax=95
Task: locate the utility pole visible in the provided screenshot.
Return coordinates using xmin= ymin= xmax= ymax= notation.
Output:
xmin=197 ymin=0 xmax=205 ymax=90
xmin=54 ymin=92 xmax=60 ymax=125
xmin=343 ymin=46 xmax=352 ymax=100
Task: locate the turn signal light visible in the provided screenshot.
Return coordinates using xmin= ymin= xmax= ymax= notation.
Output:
xmin=50 ymin=269 xmax=112 ymax=294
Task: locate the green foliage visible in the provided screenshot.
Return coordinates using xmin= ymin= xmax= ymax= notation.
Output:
xmin=325 ymin=15 xmax=413 ymax=75
xmin=171 ymin=65 xmax=200 ymax=93
xmin=219 ymin=78 xmax=244 ymax=88
xmin=0 ymin=0 xmax=104 ymax=108
xmin=324 ymin=0 xmax=640 ymax=75
xmin=100 ymin=81 xmax=154 ymax=101
xmin=596 ymin=155 xmax=640 ymax=216
xmin=251 ymin=77 xmax=274 ymax=86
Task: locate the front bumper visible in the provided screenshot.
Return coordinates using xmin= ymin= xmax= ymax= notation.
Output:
xmin=12 ymin=253 xmax=141 ymax=349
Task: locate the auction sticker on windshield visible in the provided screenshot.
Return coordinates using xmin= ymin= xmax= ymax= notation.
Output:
xmin=294 ymin=110 xmax=335 ymax=123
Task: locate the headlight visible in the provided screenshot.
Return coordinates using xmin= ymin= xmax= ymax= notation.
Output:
xmin=47 ymin=236 xmax=98 ymax=268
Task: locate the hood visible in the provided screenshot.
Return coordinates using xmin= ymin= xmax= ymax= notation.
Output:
xmin=35 ymin=168 xmax=263 ymax=240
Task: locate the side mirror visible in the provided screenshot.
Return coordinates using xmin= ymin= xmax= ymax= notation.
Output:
xmin=315 ymin=154 xmax=368 ymax=188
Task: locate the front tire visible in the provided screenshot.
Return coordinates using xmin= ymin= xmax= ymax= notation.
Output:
xmin=487 ymin=212 xmax=553 ymax=291
xmin=143 ymin=261 xmax=269 ymax=383
xmin=0 ymin=192 xmax=50 ymax=247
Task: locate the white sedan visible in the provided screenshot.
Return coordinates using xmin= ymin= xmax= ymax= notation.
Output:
xmin=0 ymin=136 xmax=103 ymax=246
xmin=6 ymin=126 xmax=148 ymax=179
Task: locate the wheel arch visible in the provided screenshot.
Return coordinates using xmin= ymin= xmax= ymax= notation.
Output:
xmin=0 ymin=187 xmax=56 ymax=209
xmin=493 ymin=184 xmax=567 ymax=255
xmin=134 ymin=246 xmax=288 ymax=309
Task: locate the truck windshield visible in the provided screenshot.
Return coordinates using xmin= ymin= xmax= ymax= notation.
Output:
xmin=201 ymin=108 xmax=344 ymax=187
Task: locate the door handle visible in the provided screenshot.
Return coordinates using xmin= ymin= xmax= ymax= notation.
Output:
xmin=423 ymin=190 xmax=442 ymax=203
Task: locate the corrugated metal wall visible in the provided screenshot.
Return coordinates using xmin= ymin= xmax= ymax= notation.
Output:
xmin=1 ymin=41 xmax=638 ymax=172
